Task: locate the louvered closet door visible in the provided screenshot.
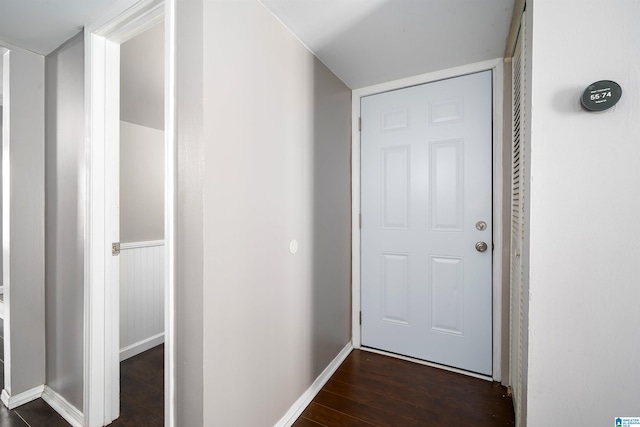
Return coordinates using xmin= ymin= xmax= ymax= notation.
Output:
xmin=510 ymin=10 xmax=528 ymax=427
xmin=361 ymin=71 xmax=493 ymax=375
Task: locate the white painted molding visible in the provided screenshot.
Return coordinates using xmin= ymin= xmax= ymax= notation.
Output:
xmin=120 ymin=240 xmax=165 ymax=250
xmin=1 ymin=384 xmax=44 ymax=409
xmin=273 ymin=343 xmax=353 ymax=427
xmin=90 ymin=0 xmax=164 ymax=44
xmin=0 ymin=40 xmax=27 ymax=52
xmin=84 ymin=28 xmax=109 ymax=427
xmin=42 ymin=386 xmax=83 ymax=427
xmin=351 ymin=58 xmax=505 ymax=379
xmin=120 ymin=332 xmax=165 ymax=361
xmin=164 ymin=1 xmax=177 ymax=425
xmin=84 ymin=1 xmax=169 ymax=425
xmin=350 ymin=76 xmax=362 ymax=349
xmin=352 ymin=58 xmax=503 ymax=96
xmin=491 ymin=60 xmax=505 ymax=382
xmin=2 ymin=45 xmax=12 ymax=403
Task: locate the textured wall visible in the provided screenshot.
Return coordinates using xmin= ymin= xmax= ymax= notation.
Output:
xmin=526 ymin=1 xmax=640 ymax=425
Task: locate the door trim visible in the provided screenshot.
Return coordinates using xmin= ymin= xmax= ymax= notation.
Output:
xmin=351 ymin=58 xmax=504 ymax=381
xmin=84 ymin=0 xmax=176 ymax=425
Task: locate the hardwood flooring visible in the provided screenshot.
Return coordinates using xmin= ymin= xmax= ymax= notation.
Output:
xmin=293 ymin=349 xmax=515 ymax=427
xmin=0 ymin=333 xmax=164 ymax=427
xmin=0 ymin=337 xmax=513 ymax=426
xmin=111 ymin=344 xmax=164 ymax=426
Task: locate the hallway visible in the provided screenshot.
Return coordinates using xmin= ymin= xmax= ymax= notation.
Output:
xmin=294 ymin=349 xmax=515 ymax=426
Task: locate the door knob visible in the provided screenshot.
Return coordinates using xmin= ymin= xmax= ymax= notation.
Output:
xmin=475 ymin=241 xmax=488 ymax=252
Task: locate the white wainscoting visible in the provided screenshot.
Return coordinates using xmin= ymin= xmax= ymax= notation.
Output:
xmin=120 ymin=240 xmax=165 ymax=361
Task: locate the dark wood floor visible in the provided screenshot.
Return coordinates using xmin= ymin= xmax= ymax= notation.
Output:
xmin=111 ymin=344 xmax=164 ymax=426
xmin=294 ymin=349 xmax=515 ymax=427
xmin=0 ymin=326 xmax=164 ymax=427
xmin=0 ymin=337 xmax=513 ymax=426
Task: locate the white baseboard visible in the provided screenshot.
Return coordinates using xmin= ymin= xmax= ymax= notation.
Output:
xmin=42 ymin=386 xmax=83 ymax=427
xmin=274 ymin=342 xmax=353 ymax=427
xmin=120 ymin=332 xmax=165 ymax=361
xmin=1 ymin=384 xmax=44 ymax=409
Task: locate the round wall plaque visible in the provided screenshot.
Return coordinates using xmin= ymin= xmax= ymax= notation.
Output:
xmin=581 ymin=80 xmax=622 ymax=111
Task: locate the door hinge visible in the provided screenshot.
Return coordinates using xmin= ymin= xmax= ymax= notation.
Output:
xmin=358 ymin=117 xmax=362 ymax=131
xmin=112 ymin=242 xmax=120 ymax=256
xmin=359 ymin=311 xmax=362 ymax=325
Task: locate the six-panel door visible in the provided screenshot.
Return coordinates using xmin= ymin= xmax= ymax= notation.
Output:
xmin=360 ymin=71 xmax=493 ymax=375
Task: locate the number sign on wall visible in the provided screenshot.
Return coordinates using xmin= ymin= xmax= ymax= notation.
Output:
xmin=581 ymin=80 xmax=622 ymax=112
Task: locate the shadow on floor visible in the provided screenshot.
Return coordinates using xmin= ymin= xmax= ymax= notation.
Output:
xmin=0 ymin=333 xmax=164 ymax=426
xmin=294 ymin=349 xmax=515 ymax=427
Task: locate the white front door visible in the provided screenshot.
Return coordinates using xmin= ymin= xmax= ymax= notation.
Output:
xmin=360 ymin=71 xmax=493 ymax=375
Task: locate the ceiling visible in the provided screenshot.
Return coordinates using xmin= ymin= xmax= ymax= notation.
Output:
xmin=0 ymin=0 xmax=515 ymax=89
xmin=260 ymin=0 xmax=515 ymax=88
xmin=0 ymin=0 xmax=137 ymax=55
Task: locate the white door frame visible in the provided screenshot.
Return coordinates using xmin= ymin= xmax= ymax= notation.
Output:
xmin=84 ymin=0 xmax=176 ymax=426
xmin=0 ymin=44 xmax=12 ymax=404
xmin=351 ymin=58 xmax=504 ymax=381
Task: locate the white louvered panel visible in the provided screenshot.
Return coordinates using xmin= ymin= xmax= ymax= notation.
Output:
xmin=510 ymin=25 xmax=523 ymax=405
xmin=119 ymin=241 xmax=165 ymax=361
xmin=510 ymin=10 xmax=528 ymax=427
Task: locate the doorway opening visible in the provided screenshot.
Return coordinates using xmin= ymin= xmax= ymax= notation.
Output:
xmin=360 ymin=70 xmax=493 ymax=376
xmin=351 ymin=58 xmax=505 ymax=381
xmin=117 ymin=20 xmax=166 ymax=425
xmin=84 ymin=0 xmax=175 ymax=425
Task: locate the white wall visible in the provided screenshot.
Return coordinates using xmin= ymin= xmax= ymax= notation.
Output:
xmin=200 ymin=1 xmax=351 ymax=425
xmin=119 ymin=241 xmax=164 ymax=360
xmin=120 ymin=22 xmax=164 ymax=131
xmin=525 ymin=1 xmax=640 ymax=425
xmin=0 ymin=103 xmax=2 ymax=284
xmin=120 ymin=22 xmax=165 ymax=244
xmin=44 ymin=31 xmax=84 ymax=411
xmin=2 ymin=41 xmax=46 ymax=399
xmin=175 ymin=0 xmax=204 ymax=424
xmin=119 ymin=121 xmax=164 ymax=243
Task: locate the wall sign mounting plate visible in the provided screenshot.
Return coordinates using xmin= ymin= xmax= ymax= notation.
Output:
xmin=581 ymin=80 xmax=622 ymax=112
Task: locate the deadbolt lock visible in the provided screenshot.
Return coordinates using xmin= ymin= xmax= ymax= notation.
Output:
xmin=475 ymin=241 xmax=488 ymax=252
